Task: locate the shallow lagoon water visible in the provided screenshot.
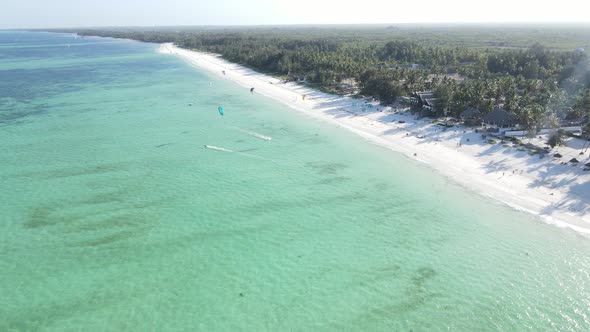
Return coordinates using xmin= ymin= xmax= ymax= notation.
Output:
xmin=1 ymin=31 xmax=590 ymax=331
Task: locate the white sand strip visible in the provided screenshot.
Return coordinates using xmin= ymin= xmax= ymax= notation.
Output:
xmin=161 ymin=43 xmax=590 ymax=235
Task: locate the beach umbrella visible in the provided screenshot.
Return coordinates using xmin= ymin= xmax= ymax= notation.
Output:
xmin=586 ymin=162 xmax=590 ymax=167
xmin=569 ymin=158 xmax=579 ymax=163
xmin=553 ymin=153 xmax=562 ymax=158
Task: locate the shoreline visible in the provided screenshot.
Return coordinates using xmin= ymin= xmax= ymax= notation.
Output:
xmin=158 ymin=43 xmax=590 ymax=235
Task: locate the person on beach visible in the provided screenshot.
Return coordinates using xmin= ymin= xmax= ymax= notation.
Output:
xmin=250 ymin=87 xmax=255 ymax=94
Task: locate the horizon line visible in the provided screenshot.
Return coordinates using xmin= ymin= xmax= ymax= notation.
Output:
xmin=3 ymin=21 xmax=590 ymax=31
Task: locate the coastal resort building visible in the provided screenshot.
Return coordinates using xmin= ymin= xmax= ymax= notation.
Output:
xmin=409 ymin=91 xmax=450 ymax=116
xmin=423 ymin=97 xmax=438 ymax=112
xmin=460 ymin=107 xmax=482 ymax=126
xmin=399 ymin=96 xmax=419 ymax=106
xmin=482 ymin=107 xmax=519 ymax=133
xmin=415 ymin=91 xmax=435 ymax=111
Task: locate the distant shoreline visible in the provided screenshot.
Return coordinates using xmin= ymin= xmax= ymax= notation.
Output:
xmin=158 ymin=42 xmax=590 ymax=234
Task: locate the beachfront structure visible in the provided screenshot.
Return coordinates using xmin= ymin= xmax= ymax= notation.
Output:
xmin=504 ymin=126 xmax=583 ymax=137
xmin=409 ymin=91 xmax=444 ymax=114
xmin=482 ymin=107 xmax=520 ymax=132
xmin=412 ymin=91 xmax=451 ymax=116
xmin=399 ymin=96 xmax=419 ymax=105
xmin=415 ymin=91 xmax=435 ymax=110
xmin=423 ymin=97 xmax=438 ymax=111
xmin=460 ymin=107 xmax=482 ymax=126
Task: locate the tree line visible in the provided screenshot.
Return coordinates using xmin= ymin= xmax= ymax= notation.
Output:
xmin=58 ymin=27 xmax=590 ymax=133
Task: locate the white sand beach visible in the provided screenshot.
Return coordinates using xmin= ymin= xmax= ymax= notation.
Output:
xmin=159 ymin=43 xmax=590 ymax=234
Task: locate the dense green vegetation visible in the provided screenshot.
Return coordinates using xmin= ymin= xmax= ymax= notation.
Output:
xmin=49 ymin=25 xmax=590 ymax=131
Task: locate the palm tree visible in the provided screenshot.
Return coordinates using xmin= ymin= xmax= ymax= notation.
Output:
xmin=520 ymin=104 xmax=544 ymax=142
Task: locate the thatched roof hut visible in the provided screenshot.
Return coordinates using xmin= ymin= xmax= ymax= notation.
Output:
xmin=460 ymin=107 xmax=481 ymax=120
xmin=482 ymin=108 xmax=519 ymax=128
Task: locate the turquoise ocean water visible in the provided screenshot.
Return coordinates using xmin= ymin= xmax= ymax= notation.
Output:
xmin=1 ymin=31 xmax=590 ymax=331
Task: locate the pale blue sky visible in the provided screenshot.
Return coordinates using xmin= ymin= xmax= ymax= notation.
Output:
xmin=2 ymin=0 xmax=589 ymax=29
